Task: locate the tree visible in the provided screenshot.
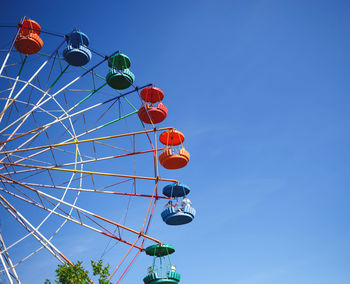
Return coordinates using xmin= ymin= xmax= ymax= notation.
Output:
xmin=45 ymin=260 xmax=112 ymax=284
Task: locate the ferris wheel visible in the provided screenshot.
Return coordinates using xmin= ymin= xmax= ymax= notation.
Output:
xmin=0 ymin=17 xmax=196 ymax=283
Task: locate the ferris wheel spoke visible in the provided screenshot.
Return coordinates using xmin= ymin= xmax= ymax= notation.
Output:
xmin=0 ymin=194 xmax=72 ymax=265
xmin=0 ymin=97 xmax=61 ymax=136
xmin=1 ymin=162 xmax=179 ymax=183
xmin=1 ymin=53 xmax=108 ymax=139
xmin=0 ymin=181 xmax=80 ymax=259
xmin=7 ymin=82 xmax=109 ymax=144
xmin=0 ymin=79 xmax=143 ymax=157
xmin=0 ymin=252 xmax=14 ymax=284
xmin=0 ymin=174 xmax=162 ymax=246
xmin=0 ymin=87 xmax=77 ymax=156
xmin=0 ymin=187 xmax=144 ymax=252
xmin=0 ymin=40 xmax=66 ymax=136
xmin=0 ymin=232 xmax=21 ymax=284
xmin=0 ymin=80 xmax=78 ymax=152
xmin=0 ymin=89 xmax=115 ymax=165
xmin=140 ymin=182 xmax=158 ymax=235
xmin=0 ymin=98 xmax=82 ymax=168
xmin=1 ymin=171 xmax=83 ymax=272
xmin=0 ymin=184 xmax=80 ymax=274
xmin=10 ymin=147 xmax=160 ymax=171
xmin=10 ymin=153 xmax=53 ymax=166
xmin=115 ymin=248 xmax=142 ymax=284
xmin=0 ymin=156 xmax=80 ymax=246
xmin=0 ymin=233 xmax=20 ymax=284
xmin=0 ymin=56 xmax=28 ymax=124
xmin=108 ymin=235 xmax=142 ymax=281
xmin=0 ymin=96 xmax=142 ymax=170
xmin=49 ymin=147 xmax=163 ymax=170
xmin=0 ymin=26 xmax=21 ymax=76
xmin=2 ymin=178 xmax=169 ymax=199
xmin=0 ymin=75 xmax=63 ymax=134
xmin=0 ymin=87 xmax=13 ymax=94
xmin=1 ymin=127 xmax=173 ymax=156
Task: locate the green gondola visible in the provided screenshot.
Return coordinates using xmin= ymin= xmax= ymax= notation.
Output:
xmin=106 ymin=52 xmax=135 ymax=90
xmin=143 ymin=244 xmax=181 ymax=284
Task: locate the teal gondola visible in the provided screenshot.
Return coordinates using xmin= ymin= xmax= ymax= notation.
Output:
xmin=106 ymin=52 xmax=135 ymax=90
xmin=143 ymin=244 xmax=181 ymax=284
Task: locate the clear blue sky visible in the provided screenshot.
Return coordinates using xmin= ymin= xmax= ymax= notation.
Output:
xmin=1 ymin=0 xmax=350 ymax=283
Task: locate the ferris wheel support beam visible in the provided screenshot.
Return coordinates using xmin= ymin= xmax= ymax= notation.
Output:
xmin=141 ymin=182 xmax=158 ymax=233
xmin=108 ymin=235 xmax=141 ymax=281
xmin=110 ymin=170 xmax=160 ymax=282
xmin=48 ymin=147 xmax=166 ymax=170
xmin=0 ymin=233 xmax=20 ymax=283
xmin=0 ymin=174 xmax=162 ymax=245
xmin=0 ymin=252 xmax=14 ymax=284
xmin=0 ymin=187 xmax=144 ymax=250
xmin=113 ymin=186 xmax=159 ymax=283
xmin=0 ymin=127 xmax=174 ymax=155
xmin=1 ymin=180 xmax=170 ymax=199
xmin=112 ymin=197 xmax=156 ymax=283
xmin=2 ymin=147 xmax=166 ymax=177
xmin=0 ymin=195 xmax=72 ymax=265
xmin=1 ymin=162 xmax=179 ymax=183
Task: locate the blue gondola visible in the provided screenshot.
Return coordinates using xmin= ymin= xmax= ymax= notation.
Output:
xmin=63 ymin=29 xmax=92 ymax=66
xmin=161 ymin=205 xmax=196 ymax=225
xmin=161 ymin=183 xmax=196 ymax=225
xmin=162 ymin=183 xmax=190 ymax=198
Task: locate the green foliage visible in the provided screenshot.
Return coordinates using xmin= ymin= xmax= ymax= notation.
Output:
xmin=55 ymin=261 xmax=90 ymax=284
xmin=91 ymin=260 xmax=111 ymax=284
xmin=44 ymin=260 xmax=112 ymax=284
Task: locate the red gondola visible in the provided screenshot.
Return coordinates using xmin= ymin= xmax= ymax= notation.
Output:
xmin=138 ymin=103 xmax=168 ymax=124
xmin=140 ymin=86 xmax=164 ymax=103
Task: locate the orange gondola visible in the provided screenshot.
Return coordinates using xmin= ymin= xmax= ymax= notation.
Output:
xmin=14 ymin=18 xmax=43 ymax=55
xmin=159 ymin=147 xmax=190 ymax=169
xmin=158 ymin=129 xmax=189 ymax=169
xmin=159 ymin=130 xmax=185 ymax=146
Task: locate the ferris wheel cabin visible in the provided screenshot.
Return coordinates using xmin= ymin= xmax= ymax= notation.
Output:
xmin=158 ymin=130 xmax=190 ymax=170
xmin=14 ymin=18 xmax=43 ymax=55
xmin=138 ymin=86 xmax=168 ymax=124
xmin=106 ymin=52 xmax=135 ymax=90
xmin=144 ymin=244 xmax=181 ymax=284
xmin=161 ymin=183 xmax=196 ymax=225
xmin=63 ymin=29 xmax=92 ymax=66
